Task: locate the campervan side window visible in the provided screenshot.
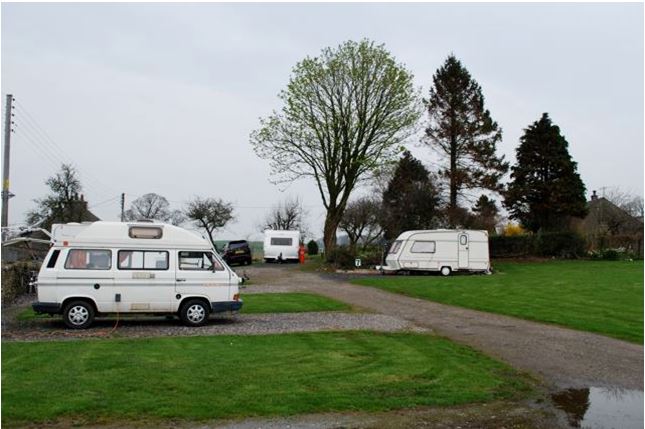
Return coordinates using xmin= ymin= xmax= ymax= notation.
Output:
xmin=118 ymin=250 xmax=169 ymax=270
xmin=46 ymin=250 xmax=61 ymax=268
xmin=64 ymin=249 xmax=112 ymax=270
xmin=129 ymin=226 xmax=163 ymax=239
xmin=410 ymin=241 xmax=436 ymax=253
xmin=270 ymin=237 xmax=293 ymax=246
xmin=389 ymin=240 xmax=402 ymax=254
xmin=179 ymin=251 xmax=224 ymax=271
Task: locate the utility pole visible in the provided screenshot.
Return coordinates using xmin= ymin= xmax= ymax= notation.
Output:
xmin=2 ymin=94 xmax=14 ymax=232
xmin=120 ymin=193 xmax=125 ymax=222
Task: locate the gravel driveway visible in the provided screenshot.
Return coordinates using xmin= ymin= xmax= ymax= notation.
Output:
xmin=242 ymin=263 xmax=644 ymax=391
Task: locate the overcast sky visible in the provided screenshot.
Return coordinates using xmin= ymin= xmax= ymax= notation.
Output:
xmin=2 ymin=2 xmax=643 ymax=240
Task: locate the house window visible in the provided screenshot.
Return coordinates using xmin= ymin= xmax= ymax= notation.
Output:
xmin=118 ymin=250 xmax=169 ymax=270
xmin=410 ymin=241 xmax=436 ymax=253
xmin=270 ymin=237 xmax=293 ymax=246
xmin=65 ymin=249 xmax=112 ymax=270
xmin=129 ymin=226 xmax=163 ymax=239
xmin=178 ymin=251 xmax=224 ymax=271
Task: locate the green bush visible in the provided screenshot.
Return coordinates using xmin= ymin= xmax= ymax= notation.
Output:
xmin=327 ymin=246 xmax=357 ymax=269
xmin=489 ymin=235 xmax=534 ymax=258
xmin=306 ymin=240 xmax=319 ymax=256
xmin=490 ymin=231 xmax=586 ymax=259
xmin=535 ymin=231 xmax=586 ymax=258
xmin=1 ymin=261 xmax=41 ymax=304
xmin=589 ymin=248 xmax=634 ymax=261
xmin=357 ymin=247 xmax=385 ymax=268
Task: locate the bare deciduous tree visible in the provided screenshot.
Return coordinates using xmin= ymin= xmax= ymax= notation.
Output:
xmin=260 ymin=197 xmax=308 ymax=236
xmin=339 ymin=197 xmax=383 ymax=250
xmin=185 ymin=197 xmax=234 ymax=250
xmin=124 ymin=193 xmax=184 ymax=225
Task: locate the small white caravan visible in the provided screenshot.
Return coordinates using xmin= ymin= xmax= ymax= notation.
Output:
xmin=263 ymin=230 xmax=300 ymax=262
xmin=33 ymin=221 xmax=243 ymax=329
xmin=379 ymin=230 xmax=490 ymax=275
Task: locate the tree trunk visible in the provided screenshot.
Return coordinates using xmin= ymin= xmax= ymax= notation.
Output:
xmin=323 ymin=209 xmax=341 ymax=262
xmin=449 ymin=138 xmax=458 ymax=228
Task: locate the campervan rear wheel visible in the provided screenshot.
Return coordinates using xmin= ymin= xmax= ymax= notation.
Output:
xmin=180 ymin=299 xmax=210 ymax=327
xmin=440 ymin=266 xmax=452 ymax=277
xmin=63 ymin=300 xmax=95 ymax=329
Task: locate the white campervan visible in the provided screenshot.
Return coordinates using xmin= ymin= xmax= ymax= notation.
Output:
xmin=33 ymin=221 xmax=243 ymax=329
xmin=379 ymin=229 xmax=490 ymax=275
xmin=263 ymin=230 xmax=300 ymax=262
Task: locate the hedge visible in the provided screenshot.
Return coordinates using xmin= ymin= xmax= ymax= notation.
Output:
xmin=490 ymin=231 xmax=586 ymax=259
xmin=1 ymin=261 xmax=41 ymax=305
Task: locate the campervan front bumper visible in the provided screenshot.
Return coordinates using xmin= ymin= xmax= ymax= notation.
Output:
xmin=32 ymin=302 xmax=61 ymax=314
xmin=211 ymin=300 xmax=243 ymax=313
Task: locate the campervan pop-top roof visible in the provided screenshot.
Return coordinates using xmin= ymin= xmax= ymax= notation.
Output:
xmin=50 ymin=221 xmax=210 ymax=249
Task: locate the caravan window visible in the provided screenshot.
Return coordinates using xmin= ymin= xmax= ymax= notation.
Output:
xmin=118 ymin=250 xmax=169 ymax=270
xmin=179 ymin=251 xmax=224 ymax=271
xmin=64 ymin=249 xmax=112 ymax=270
xmin=270 ymin=237 xmax=293 ymax=246
xmin=388 ymin=240 xmax=402 ymax=254
xmin=410 ymin=241 xmax=436 ymax=253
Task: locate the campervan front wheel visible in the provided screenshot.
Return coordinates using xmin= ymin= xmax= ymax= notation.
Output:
xmin=440 ymin=266 xmax=452 ymax=277
xmin=63 ymin=300 xmax=95 ymax=329
xmin=180 ymin=300 xmax=210 ymax=327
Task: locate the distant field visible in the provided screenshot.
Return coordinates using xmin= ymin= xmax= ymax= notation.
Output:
xmin=353 ymin=260 xmax=643 ymax=343
xmin=2 ymin=332 xmax=531 ymax=427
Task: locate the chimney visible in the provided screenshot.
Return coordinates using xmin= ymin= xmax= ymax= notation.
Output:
xmin=80 ymin=194 xmax=84 ymax=201
xmin=591 ymin=190 xmax=598 ymax=201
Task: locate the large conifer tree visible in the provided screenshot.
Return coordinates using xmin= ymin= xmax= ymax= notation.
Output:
xmin=504 ymin=113 xmax=588 ymax=232
xmin=381 ymin=151 xmax=441 ymax=240
xmin=425 ymin=55 xmax=508 ymax=227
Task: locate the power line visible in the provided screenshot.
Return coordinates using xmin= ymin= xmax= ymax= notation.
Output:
xmin=13 ymin=101 xmax=119 ymax=197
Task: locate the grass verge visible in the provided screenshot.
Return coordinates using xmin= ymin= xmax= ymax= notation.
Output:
xmin=1 ymin=331 xmax=531 ymax=427
xmin=241 ymin=292 xmax=351 ymax=313
xmin=352 ymin=260 xmax=643 ymax=343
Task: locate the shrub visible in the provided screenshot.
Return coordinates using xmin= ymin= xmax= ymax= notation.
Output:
xmin=307 ymin=240 xmax=319 ymax=256
xmin=327 ymin=246 xmax=357 ymax=269
xmin=1 ymin=261 xmax=40 ymax=305
xmin=489 ymin=235 xmax=535 ymax=258
xmin=502 ymin=223 xmax=526 ymax=236
xmin=535 ymin=231 xmax=586 ymax=259
xmin=357 ymin=247 xmax=385 ymax=268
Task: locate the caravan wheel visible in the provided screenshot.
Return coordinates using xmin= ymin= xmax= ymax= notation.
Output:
xmin=440 ymin=266 xmax=452 ymax=277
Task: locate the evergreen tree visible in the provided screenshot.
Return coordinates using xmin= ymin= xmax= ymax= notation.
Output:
xmin=470 ymin=195 xmax=499 ymax=234
xmin=504 ymin=113 xmax=588 ymax=232
xmin=425 ymin=55 xmax=508 ymax=227
xmin=381 ymin=151 xmax=441 ymax=240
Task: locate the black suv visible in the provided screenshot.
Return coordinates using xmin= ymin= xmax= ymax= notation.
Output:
xmin=222 ymin=240 xmax=252 ymax=266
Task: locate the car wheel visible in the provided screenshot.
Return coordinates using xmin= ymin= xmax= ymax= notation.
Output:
xmin=440 ymin=266 xmax=452 ymax=277
xmin=180 ymin=300 xmax=210 ymax=327
xmin=63 ymin=300 xmax=95 ymax=329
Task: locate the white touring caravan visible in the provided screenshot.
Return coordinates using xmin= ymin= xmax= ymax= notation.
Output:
xmin=33 ymin=221 xmax=243 ymax=329
xmin=263 ymin=230 xmax=300 ymax=262
xmin=379 ymin=230 xmax=490 ymax=275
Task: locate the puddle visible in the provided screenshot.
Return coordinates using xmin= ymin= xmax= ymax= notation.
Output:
xmin=551 ymin=387 xmax=643 ymax=428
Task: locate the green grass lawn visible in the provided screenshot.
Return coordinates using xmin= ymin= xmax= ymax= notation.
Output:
xmin=1 ymin=332 xmax=531 ymax=426
xmin=353 ymin=260 xmax=643 ymax=343
xmin=242 ymin=293 xmax=351 ymax=313
xmin=16 ymin=293 xmax=350 ymax=321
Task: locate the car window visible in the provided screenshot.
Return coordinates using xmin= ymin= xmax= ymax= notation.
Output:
xmin=179 ymin=251 xmax=224 ymax=271
xmin=65 ymin=249 xmax=112 ymax=270
xmin=118 ymin=250 xmax=169 ymax=270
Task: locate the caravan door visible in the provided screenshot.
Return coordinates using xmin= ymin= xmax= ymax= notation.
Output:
xmin=458 ymin=233 xmax=469 ymax=268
